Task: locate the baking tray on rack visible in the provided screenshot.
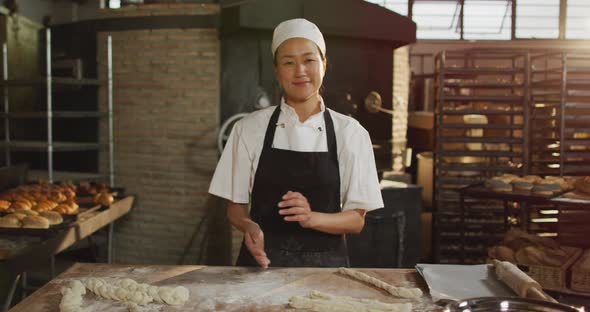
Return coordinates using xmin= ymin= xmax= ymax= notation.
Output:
xmin=0 ymin=212 xmax=78 ymax=236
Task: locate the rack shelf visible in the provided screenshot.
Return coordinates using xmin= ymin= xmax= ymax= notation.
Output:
xmin=28 ymin=170 xmax=109 ymax=183
xmin=0 ymin=141 xmax=101 ymax=152
xmin=0 ymin=111 xmax=106 ymax=119
xmin=0 ymin=77 xmax=103 ymax=87
xmin=1 ymin=28 xmax=113 ymax=184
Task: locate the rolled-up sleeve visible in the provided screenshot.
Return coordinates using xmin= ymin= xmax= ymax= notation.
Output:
xmin=208 ymin=121 xmax=252 ymax=204
xmin=340 ymin=127 xmax=384 ymax=212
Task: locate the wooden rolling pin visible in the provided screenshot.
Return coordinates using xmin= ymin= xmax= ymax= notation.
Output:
xmin=491 ymin=260 xmax=558 ymax=303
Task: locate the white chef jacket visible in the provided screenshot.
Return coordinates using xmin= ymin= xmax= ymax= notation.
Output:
xmin=208 ymin=97 xmax=384 ymax=212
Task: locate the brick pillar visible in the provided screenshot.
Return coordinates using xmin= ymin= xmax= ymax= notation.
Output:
xmin=97 ymin=4 xmax=229 ymax=264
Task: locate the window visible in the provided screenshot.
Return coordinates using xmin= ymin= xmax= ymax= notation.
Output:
xmin=413 ymin=1 xmax=461 ymax=39
xmin=109 ymin=0 xmax=121 ymax=9
xmin=463 ymin=0 xmax=511 ymax=40
xmin=366 ymin=0 xmax=588 ymax=40
xmin=364 ymin=0 xmax=409 ymax=16
xmin=516 ymin=0 xmax=559 ymax=38
xmin=566 ymin=0 xmax=590 ymax=39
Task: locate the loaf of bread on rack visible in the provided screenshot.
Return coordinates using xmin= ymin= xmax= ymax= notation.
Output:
xmin=39 ymin=211 xmax=63 ymax=225
xmin=574 ymin=176 xmax=590 ymax=195
xmin=14 ymin=209 xmax=38 ymax=216
xmin=21 ymin=216 xmax=50 ymax=229
xmin=0 ymin=216 xmax=21 ymax=228
xmin=488 ymin=229 xmax=569 ymax=267
xmin=93 ymin=192 xmax=114 ymax=206
xmin=0 ymin=200 xmax=10 ymax=210
xmin=485 ymin=177 xmax=513 ymax=192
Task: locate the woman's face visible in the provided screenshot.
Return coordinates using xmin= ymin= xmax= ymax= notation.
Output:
xmin=273 ymin=38 xmax=326 ymax=103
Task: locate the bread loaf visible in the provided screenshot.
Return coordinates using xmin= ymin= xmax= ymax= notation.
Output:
xmin=39 ymin=211 xmax=63 ymax=225
xmin=574 ymin=176 xmax=590 ymax=195
xmin=14 ymin=209 xmax=38 ymax=216
xmin=7 ymin=213 xmax=27 ymax=220
xmin=22 ymin=216 xmax=50 ymax=229
xmin=0 ymin=216 xmax=21 ymax=228
xmin=0 ymin=200 xmax=10 ymax=210
xmin=489 ymin=245 xmax=516 ymax=262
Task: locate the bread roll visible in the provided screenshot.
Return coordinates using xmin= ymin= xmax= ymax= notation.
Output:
xmin=6 ymin=213 xmax=27 ymax=220
xmin=49 ymin=192 xmax=67 ymax=203
xmin=39 ymin=211 xmax=63 ymax=225
xmin=512 ymin=178 xmax=534 ymax=191
xmin=0 ymin=200 xmax=11 ymax=210
xmin=22 ymin=216 xmax=50 ymax=229
xmin=515 ymin=246 xmax=544 ymax=265
xmin=11 ymin=201 xmax=31 ymax=211
xmin=55 ymin=204 xmax=71 ymax=214
xmin=574 ymin=176 xmax=590 ymax=195
xmin=14 ymin=209 xmax=38 ymax=216
xmin=0 ymin=216 xmax=21 ymax=228
xmin=489 ymin=245 xmax=516 ymax=262
xmin=532 ymin=183 xmax=559 ymax=196
xmin=99 ymin=193 xmax=114 ymax=206
xmin=523 ymin=175 xmax=543 ymax=184
xmin=486 ymin=178 xmax=513 ymax=192
xmin=63 ymin=189 xmax=76 ymax=200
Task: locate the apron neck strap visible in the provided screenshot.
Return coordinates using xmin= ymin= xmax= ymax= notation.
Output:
xmin=263 ymin=104 xmax=338 ymax=157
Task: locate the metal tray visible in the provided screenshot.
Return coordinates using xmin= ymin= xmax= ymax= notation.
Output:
xmin=0 ymin=213 xmax=77 ymax=236
xmin=444 ymin=297 xmax=581 ymax=312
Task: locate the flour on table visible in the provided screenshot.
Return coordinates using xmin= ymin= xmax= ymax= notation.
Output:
xmin=337 ymin=267 xmax=422 ymax=299
xmin=289 ymin=291 xmax=412 ymax=312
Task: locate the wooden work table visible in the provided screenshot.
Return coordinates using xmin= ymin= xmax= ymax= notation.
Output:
xmin=10 ymin=263 xmax=442 ymax=311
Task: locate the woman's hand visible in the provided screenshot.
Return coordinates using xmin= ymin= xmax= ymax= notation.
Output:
xmin=244 ymin=223 xmax=270 ymax=269
xmin=278 ymin=191 xmax=315 ymax=228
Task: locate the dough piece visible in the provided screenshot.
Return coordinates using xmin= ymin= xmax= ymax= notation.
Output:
xmin=117 ymin=278 xmax=138 ymax=292
xmin=127 ymin=290 xmax=153 ymax=305
xmin=60 ymin=280 xmax=87 ymax=312
xmin=289 ymin=291 xmax=412 ymax=312
xmin=338 ymin=267 xmax=422 ymax=299
xmin=127 ymin=302 xmax=140 ymax=312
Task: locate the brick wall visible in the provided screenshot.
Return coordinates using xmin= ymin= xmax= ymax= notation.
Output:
xmin=392 ymin=46 xmax=410 ymax=171
xmin=97 ymin=4 xmax=231 ymax=265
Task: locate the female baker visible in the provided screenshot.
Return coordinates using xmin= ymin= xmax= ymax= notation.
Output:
xmin=209 ymin=18 xmax=383 ymax=268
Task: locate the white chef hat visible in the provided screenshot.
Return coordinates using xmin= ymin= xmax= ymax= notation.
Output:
xmin=271 ymin=18 xmax=326 ymax=57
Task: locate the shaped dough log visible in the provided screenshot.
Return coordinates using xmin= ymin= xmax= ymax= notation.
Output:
xmin=338 ymin=267 xmax=422 ymax=299
xmin=83 ymin=277 xmax=188 ymax=306
xmin=60 ymin=281 xmax=87 ymax=312
xmin=289 ymin=291 xmax=412 ymax=312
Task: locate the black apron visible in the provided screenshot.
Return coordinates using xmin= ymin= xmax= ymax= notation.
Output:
xmin=236 ymin=104 xmax=349 ymax=267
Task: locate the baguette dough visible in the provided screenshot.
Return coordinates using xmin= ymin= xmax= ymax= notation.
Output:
xmin=289 ymin=291 xmax=412 ymax=312
xmin=338 ymin=267 xmax=422 ymax=299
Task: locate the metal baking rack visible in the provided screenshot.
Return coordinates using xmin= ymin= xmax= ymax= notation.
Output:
xmin=0 ymin=29 xmax=114 ymax=185
xmin=433 ymin=49 xmax=529 ymax=264
xmin=529 ymin=51 xmax=590 ymax=176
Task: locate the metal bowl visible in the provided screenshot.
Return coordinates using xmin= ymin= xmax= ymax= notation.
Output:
xmin=444 ymin=297 xmax=583 ymax=312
